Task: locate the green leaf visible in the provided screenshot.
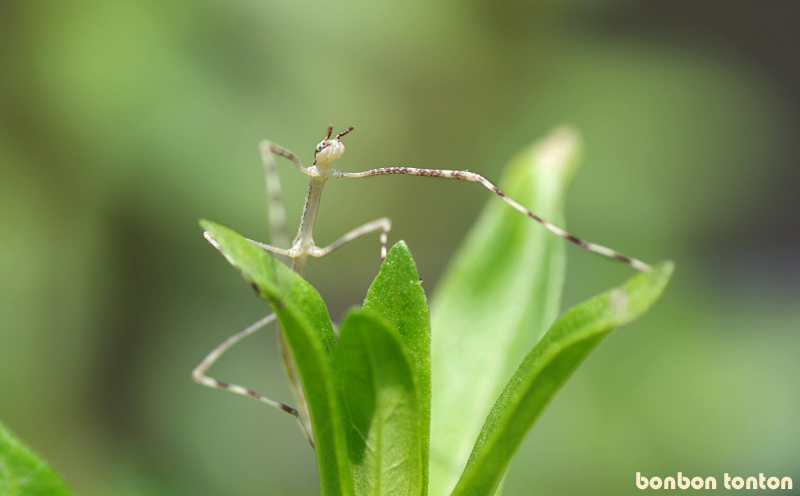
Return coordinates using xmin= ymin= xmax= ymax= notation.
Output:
xmin=450 ymin=261 xmax=675 ymax=496
xmin=335 ymin=310 xmax=424 ymax=496
xmin=0 ymin=420 xmax=74 ymax=496
xmin=200 ymin=219 xmax=352 ymax=496
xmin=362 ymin=241 xmax=430 ymax=494
xmin=429 ymin=127 xmax=580 ymax=496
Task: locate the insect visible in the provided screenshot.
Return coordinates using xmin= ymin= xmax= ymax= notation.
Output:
xmin=194 ymin=125 xmax=652 ymax=448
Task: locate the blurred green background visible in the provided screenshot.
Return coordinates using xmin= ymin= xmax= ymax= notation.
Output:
xmin=1 ymin=0 xmax=798 ymax=495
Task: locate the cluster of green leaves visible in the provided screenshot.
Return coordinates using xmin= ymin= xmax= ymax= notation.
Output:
xmin=201 ymin=220 xmax=429 ymax=496
xmin=0 ymin=130 xmax=672 ymax=496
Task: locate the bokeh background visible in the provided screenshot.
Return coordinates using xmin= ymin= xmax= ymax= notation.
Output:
xmin=1 ymin=1 xmax=798 ymax=495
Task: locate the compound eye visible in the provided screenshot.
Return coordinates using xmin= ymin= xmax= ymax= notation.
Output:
xmin=315 ymin=141 xmax=329 ymax=155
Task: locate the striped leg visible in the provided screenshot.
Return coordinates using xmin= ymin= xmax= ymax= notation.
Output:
xmin=336 ymin=167 xmax=651 ymax=272
xmin=259 ymin=140 xmax=310 ymax=175
xmin=314 ymin=217 xmax=392 ymax=261
xmin=260 ymin=141 xmax=290 ymax=249
xmin=192 ymin=313 xmax=315 ymax=448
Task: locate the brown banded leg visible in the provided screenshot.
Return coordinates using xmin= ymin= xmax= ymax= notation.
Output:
xmin=260 ymin=140 xmax=309 ymax=175
xmin=314 ymin=217 xmax=392 ymax=261
xmin=336 ymin=164 xmax=651 ymax=272
xmin=191 ymin=313 xmax=314 ymax=448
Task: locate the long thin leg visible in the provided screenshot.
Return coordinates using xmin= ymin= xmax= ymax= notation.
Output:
xmin=335 ymin=167 xmax=651 ymax=272
xmin=192 ymin=313 xmax=315 ymax=448
xmin=314 ymin=217 xmax=392 ymax=261
xmin=277 ymin=330 xmax=310 ymax=437
xmin=210 ymin=230 xmax=292 ymax=258
xmin=260 ymin=140 xmax=310 ymax=175
xmin=260 ymin=142 xmax=290 ymax=249
xmin=244 ymin=237 xmax=293 ymax=257
xmin=205 ymin=230 xmax=314 ymax=441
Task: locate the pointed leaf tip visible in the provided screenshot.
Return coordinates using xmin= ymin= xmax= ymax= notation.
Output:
xmin=364 ymin=240 xmax=431 ymax=495
xmin=429 ymin=128 xmax=580 ymax=496
xmin=450 ymin=260 xmax=674 ymax=496
xmin=198 ymin=220 xmax=352 ymax=496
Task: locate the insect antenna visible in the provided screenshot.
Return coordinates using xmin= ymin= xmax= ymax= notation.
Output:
xmin=334 ymin=125 xmax=355 ymax=140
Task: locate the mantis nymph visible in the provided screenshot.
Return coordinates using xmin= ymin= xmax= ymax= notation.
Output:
xmin=194 ymin=125 xmax=651 ymax=448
